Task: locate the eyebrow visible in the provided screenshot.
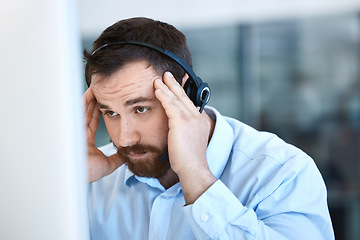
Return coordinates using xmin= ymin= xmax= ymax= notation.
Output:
xmin=97 ymin=97 xmax=154 ymax=110
xmin=125 ymin=97 xmax=155 ymax=106
xmin=98 ymin=103 xmax=111 ymax=110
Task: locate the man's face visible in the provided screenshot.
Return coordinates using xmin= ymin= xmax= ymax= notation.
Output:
xmin=91 ymin=61 xmax=170 ymax=179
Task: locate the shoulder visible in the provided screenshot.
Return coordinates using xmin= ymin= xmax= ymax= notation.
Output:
xmin=220 ymin=113 xmax=324 ymax=199
xmin=219 ymin=114 xmax=326 ymax=205
xmin=223 ymin=115 xmax=309 ymax=167
xmin=205 ymin=106 xmax=310 ymax=167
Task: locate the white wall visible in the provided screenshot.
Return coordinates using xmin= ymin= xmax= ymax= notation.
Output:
xmin=0 ymin=1 xmax=89 ymax=239
xmin=79 ymin=0 xmax=360 ymax=36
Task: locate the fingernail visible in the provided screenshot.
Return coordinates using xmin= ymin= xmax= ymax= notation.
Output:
xmin=165 ymin=71 xmax=173 ymax=78
xmin=156 ymin=78 xmax=164 ymax=84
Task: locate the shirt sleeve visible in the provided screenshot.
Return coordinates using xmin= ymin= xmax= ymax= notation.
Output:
xmin=183 ymin=177 xmax=334 ymax=240
xmin=183 ymin=180 xmax=257 ymax=239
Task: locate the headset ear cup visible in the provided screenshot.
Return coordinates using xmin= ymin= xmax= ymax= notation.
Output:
xmin=184 ymin=78 xmax=211 ymax=109
xmin=197 ymin=82 xmax=211 ymax=106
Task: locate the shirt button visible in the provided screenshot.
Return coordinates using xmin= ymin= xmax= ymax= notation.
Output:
xmin=200 ymin=213 xmax=209 ymax=222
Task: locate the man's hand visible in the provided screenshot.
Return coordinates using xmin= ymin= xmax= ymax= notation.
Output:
xmin=154 ymin=72 xmax=217 ymax=204
xmin=83 ymin=88 xmax=125 ymax=183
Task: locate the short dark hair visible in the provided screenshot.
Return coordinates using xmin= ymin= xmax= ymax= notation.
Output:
xmin=84 ymin=17 xmax=192 ymax=86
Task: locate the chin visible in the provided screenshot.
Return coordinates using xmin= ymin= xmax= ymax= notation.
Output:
xmin=126 ymin=156 xmax=171 ymax=179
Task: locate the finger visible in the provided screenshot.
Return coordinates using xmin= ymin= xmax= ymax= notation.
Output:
xmin=154 ymin=72 xmax=199 ymax=117
xmin=153 ymin=73 xmax=189 ymax=107
xmin=83 ymin=87 xmax=95 ymax=106
xmin=154 ymin=79 xmax=195 ymax=120
xmin=154 ymin=80 xmax=177 ymax=118
xmin=84 ymin=88 xmax=96 ymax=123
xmin=85 ymin=97 xmax=96 ymax=124
xmin=162 ymin=71 xmax=193 ymax=105
xmin=83 ymin=88 xmax=101 ymax=145
xmin=88 ymin=102 xmax=101 ymax=143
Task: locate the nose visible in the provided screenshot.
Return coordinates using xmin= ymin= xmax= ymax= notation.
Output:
xmin=117 ymin=118 xmax=140 ymax=147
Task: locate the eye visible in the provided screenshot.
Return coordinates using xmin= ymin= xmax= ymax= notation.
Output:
xmin=136 ymin=107 xmax=149 ymax=114
xmin=104 ymin=111 xmax=119 ymax=117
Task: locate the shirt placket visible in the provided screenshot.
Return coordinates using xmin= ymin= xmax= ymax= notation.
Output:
xmin=148 ymin=183 xmax=183 ymax=240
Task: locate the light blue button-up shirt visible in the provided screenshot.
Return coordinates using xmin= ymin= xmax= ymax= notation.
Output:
xmin=88 ymin=107 xmax=334 ymax=240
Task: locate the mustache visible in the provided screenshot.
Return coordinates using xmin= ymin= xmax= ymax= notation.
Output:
xmin=116 ymin=143 xmax=161 ymax=156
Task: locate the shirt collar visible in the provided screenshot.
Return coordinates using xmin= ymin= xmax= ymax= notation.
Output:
xmin=124 ymin=167 xmax=136 ymax=187
xmin=124 ymin=106 xmax=234 ymax=187
xmin=124 ymin=167 xmax=166 ymax=191
xmin=204 ymin=106 xmax=234 ymax=179
xmin=124 ymin=167 xmax=182 ymax=196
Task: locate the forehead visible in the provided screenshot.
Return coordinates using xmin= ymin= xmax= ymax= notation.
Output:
xmin=91 ymin=61 xmax=161 ymax=102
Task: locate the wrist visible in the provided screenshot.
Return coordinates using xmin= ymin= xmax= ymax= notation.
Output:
xmin=178 ymin=165 xmax=217 ymax=205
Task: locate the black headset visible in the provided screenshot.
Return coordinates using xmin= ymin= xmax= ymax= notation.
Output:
xmin=91 ymin=41 xmax=211 ymax=113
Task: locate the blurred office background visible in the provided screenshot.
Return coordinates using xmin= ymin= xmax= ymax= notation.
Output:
xmin=80 ymin=1 xmax=360 ymax=239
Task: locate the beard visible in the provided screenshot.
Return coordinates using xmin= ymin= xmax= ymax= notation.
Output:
xmin=115 ymin=143 xmax=170 ymax=179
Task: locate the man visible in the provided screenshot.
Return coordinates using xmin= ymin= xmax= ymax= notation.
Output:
xmin=84 ymin=17 xmax=334 ymax=239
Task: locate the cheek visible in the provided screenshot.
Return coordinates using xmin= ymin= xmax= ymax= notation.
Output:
xmin=103 ymin=118 xmax=119 ymax=140
xmin=146 ymin=114 xmax=169 ymax=143
xmin=140 ymin=107 xmax=169 ymax=147
xmin=153 ymin=124 xmax=169 ymax=145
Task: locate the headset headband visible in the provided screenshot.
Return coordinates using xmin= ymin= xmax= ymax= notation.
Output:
xmin=91 ymin=41 xmax=200 ymax=88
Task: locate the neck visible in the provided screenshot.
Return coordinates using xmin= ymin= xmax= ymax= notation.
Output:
xmin=207 ymin=112 xmax=216 ymax=144
xmin=158 ymin=168 xmax=179 ymax=189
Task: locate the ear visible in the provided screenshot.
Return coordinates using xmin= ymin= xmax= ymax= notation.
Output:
xmin=181 ymin=73 xmax=190 ymax=87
